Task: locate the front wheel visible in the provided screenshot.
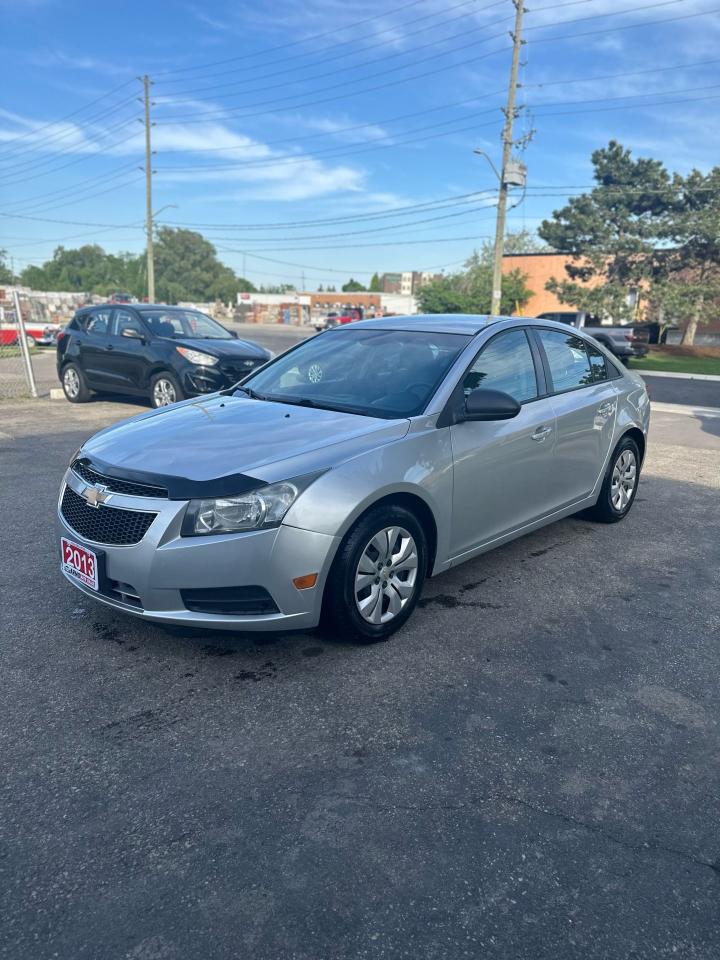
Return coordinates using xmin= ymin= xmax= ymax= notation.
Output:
xmin=150 ymin=372 xmax=184 ymax=408
xmin=322 ymin=504 xmax=427 ymax=643
xmin=585 ymin=436 xmax=641 ymax=523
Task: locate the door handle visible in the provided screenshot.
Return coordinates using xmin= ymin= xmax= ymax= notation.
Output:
xmin=597 ymin=401 xmax=615 ymax=417
xmin=532 ymin=425 xmax=552 ymax=442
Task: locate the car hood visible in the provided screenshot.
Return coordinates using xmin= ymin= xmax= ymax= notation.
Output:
xmin=172 ymin=337 xmax=270 ymax=359
xmin=81 ymin=394 xmax=410 ymax=492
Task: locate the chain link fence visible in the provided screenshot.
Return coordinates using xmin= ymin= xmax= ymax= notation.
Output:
xmin=0 ymin=288 xmax=40 ymax=399
xmin=0 ymin=287 xmax=85 ymax=399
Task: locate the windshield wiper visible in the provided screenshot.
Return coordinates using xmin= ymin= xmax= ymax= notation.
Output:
xmin=234 ymin=385 xmax=266 ymax=400
xmin=264 ymin=394 xmax=369 ymax=415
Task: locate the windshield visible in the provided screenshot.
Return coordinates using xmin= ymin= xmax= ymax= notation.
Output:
xmin=140 ymin=309 xmax=232 ymax=340
xmin=242 ymin=328 xmax=471 ymax=418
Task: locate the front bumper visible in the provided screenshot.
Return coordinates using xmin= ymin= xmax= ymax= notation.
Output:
xmin=57 ymin=468 xmax=338 ymax=631
xmin=180 ymin=357 xmax=268 ymax=396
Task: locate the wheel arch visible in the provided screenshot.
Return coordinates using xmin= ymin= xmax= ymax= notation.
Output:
xmin=619 ymin=426 xmax=646 ymax=465
xmin=329 ymin=489 xmax=439 ymax=580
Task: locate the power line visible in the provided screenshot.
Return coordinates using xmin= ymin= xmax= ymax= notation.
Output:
xmin=526 ymin=5 xmax=720 ymax=46
xmin=0 ymin=79 xmax=136 ymax=157
xmin=156 ymin=0 xmax=504 ymax=96
xmin=152 ymin=0 xmax=486 ymax=78
xmin=154 ymin=30 xmax=511 ymax=124
xmin=0 ymin=93 xmax=140 ymax=167
xmin=0 ymin=117 xmax=141 ymax=186
xmin=152 ymin=83 xmax=720 ymax=179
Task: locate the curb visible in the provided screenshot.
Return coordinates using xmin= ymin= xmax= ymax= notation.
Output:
xmin=651 ymin=401 xmax=720 ymax=419
xmin=635 ymin=369 xmax=720 ymax=382
xmin=49 ymin=388 xmax=65 ymax=400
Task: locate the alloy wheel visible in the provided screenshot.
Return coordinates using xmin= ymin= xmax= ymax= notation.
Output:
xmin=153 ymin=378 xmax=177 ymax=406
xmin=63 ymin=367 xmax=80 ymax=399
xmin=610 ymin=449 xmax=637 ymax=511
xmin=354 ymin=526 xmax=418 ymax=625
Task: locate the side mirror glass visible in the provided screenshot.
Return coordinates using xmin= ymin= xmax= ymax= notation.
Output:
xmin=462 ymin=388 xmax=521 ymax=422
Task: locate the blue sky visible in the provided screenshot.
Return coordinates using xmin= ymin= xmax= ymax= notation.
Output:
xmin=1 ymin=0 xmax=718 ymax=289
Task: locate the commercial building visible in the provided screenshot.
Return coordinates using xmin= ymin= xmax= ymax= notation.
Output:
xmin=236 ymin=290 xmax=418 ymax=324
xmin=380 ymin=271 xmax=441 ymax=295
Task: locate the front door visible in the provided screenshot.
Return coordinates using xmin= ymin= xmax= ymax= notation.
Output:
xmin=103 ymin=309 xmax=152 ymax=392
xmin=449 ymin=328 xmax=559 ymax=559
xmin=533 ymin=329 xmax=618 ymax=507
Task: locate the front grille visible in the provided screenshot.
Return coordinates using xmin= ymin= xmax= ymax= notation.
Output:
xmin=72 ymin=460 xmax=167 ymax=499
xmin=61 ymin=485 xmax=157 ymax=546
xmin=219 ymin=359 xmax=261 ymax=382
xmin=180 ymin=585 xmax=279 ymax=616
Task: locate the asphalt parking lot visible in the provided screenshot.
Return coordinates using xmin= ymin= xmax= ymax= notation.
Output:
xmin=2 ymin=398 xmax=719 ymax=960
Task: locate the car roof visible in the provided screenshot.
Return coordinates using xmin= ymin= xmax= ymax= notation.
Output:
xmin=341 ymin=314 xmax=531 ymax=334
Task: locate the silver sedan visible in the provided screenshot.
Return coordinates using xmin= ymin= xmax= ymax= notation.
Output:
xmin=57 ymin=315 xmax=650 ymax=643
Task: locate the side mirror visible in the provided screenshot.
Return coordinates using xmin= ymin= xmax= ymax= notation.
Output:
xmin=461 ymin=388 xmax=521 ymax=422
xmin=121 ymin=328 xmax=145 ymax=341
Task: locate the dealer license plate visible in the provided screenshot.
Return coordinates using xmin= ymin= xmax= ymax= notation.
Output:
xmin=61 ymin=537 xmax=98 ymax=591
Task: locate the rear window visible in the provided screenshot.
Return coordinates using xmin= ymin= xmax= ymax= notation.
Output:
xmin=538 ymin=329 xmax=593 ymax=392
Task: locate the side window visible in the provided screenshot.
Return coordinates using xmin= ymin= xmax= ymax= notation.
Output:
xmin=113 ymin=310 xmax=146 ymax=338
xmin=85 ymin=309 xmax=112 ymax=336
xmin=463 ymin=329 xmax=538 ymax=404
xmin=537 ymin=329 xmax=593 ymax=392
xmin=586 ymin=343 xmax=609 ymax=382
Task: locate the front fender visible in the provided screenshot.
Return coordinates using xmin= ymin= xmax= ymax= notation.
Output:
xmin=283 ymin=418 xmax=453 ymax=575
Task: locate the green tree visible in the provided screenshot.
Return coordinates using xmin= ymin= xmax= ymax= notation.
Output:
xmin=368 ymin=272 xmax=381 ymax=292
xmin=538 ymin=141 xmax=673 ymax=323
xmin=0 ymin=249 xmax=14 ymax=284
xmin=341 ymin=277 xmax=365 ymax=292
xmin=655 ymin=167 xmax=720 ymax=344
xmin=152 ymin=228 xmax=255 ymax=302
xmin=416 ymin=250 xmax=531 ymax=315
xmin=19 ymin=244 xmax=142 ymax=295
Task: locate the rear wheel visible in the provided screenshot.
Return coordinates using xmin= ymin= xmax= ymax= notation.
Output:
xmin=150 ymin=371 xmax=184 ymax=408
xmin=61 ymin=363 xmax=91 ymax=403
xmin=322 ymin=504 xmax=427 ymax=643
xmin=586 ymin=435 xmax=641 ymax=523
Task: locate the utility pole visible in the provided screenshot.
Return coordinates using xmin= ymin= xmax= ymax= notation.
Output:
xmin=141 ymin=75 xmax=155 ymax=303
xmin=490 ymin=0 xmax=525 ymax=316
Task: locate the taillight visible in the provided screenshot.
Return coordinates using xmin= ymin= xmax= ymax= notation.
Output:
xmin=56 ymin=331 xmax=66 ymax=343
xmin=624 ymin=334 xmax=633 ymax=341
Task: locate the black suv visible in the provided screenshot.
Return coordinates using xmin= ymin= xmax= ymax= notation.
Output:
xmin=57 ymin=304 xmax=272 ymax=407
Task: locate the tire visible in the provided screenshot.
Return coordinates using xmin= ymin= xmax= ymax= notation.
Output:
xmin=61 ymin=363 xmax=91 ymax=403
xmin=150 ymin=371 xmax=184 ymax=408
xmin=322 ymin=504 xmax=428 ymax=644
xmin=585 ymin=435 xmax=641 ymax=524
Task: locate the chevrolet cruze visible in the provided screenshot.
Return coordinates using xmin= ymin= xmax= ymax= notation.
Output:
xmin=58 ymin=315 xmax=650 ymax=643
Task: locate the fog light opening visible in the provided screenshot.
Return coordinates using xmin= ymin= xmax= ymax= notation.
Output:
xmin=293 ymin=573 xmax=318 ymax=590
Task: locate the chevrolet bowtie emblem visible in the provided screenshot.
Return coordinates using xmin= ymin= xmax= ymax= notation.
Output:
xmin=82 ymin=484 xmax=110 ymax=508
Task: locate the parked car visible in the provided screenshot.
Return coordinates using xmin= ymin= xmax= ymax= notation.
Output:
xmin=536 ymin=311 xmax=648 ymax=360
xmin=56 ymin=304 xmax=273 ymax=407
xmin=314 ymin=312 xmax=339 ymax=332
xmin=57 ymin=314 xmax=650 ymax=643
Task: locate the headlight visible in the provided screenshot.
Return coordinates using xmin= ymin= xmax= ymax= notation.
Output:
xmin=176 ymin=346 xmax=218 ymax=366
xmin=181 ymin=473 xmax=323 ymax=536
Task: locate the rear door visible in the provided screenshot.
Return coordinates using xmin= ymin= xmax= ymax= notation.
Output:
xmin=449 ymin=327 xmax=559 ymax=558
xmin=77 ymin=307 xmax=114 ymax=388
xmin=532 ymin=328 xmax=618 ymax=507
